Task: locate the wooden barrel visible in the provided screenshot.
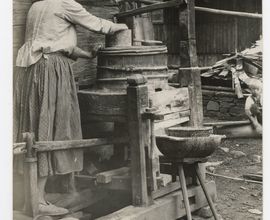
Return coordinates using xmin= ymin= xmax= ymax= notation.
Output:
xmin=96 ymin=45 xmax=168 ymax=92
xmin=78 ymin=45 xmax=184 ymax=123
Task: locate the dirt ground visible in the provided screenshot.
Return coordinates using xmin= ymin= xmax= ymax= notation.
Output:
xmin=206 ymin=138 xmax=262 ymax=220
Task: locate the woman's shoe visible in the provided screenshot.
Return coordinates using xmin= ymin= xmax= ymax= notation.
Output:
xmin=39 ymin=201 xmax=69 ymax=216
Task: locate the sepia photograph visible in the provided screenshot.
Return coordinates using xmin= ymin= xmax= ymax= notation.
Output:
xmin=2 ymin=0 xmax=266 ymax=219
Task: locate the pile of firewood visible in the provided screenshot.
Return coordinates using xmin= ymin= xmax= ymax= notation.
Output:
xmin=201 ymin=39 xmax=262 ymax=98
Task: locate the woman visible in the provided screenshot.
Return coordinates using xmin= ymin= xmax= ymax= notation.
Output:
xmin=245 ymin=78 xmax=262 ymax=135
xmin=14 ymin=0 xmax=127 ymax=215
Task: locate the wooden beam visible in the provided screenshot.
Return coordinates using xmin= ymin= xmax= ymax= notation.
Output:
xmin=96 ymin=167 xmax=130 ymax=184
xmin=127 ymin=75 xmax=150 ymax=206
xmin=13 ymin=136 xmax=128 ymax=154
xmin=179 ymin=0 xmax=203 ymax=127
xmin=22 ymin=133 xmax=38 ymax=217
xmin=195 ymin=6 xmax=262 ymax=19
xmin=96 ymin=181 xmax=217 ymax=220
xmin=115 ymin=0 xmax=185 ymax=18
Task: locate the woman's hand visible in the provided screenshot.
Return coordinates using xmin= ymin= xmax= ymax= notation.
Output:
xmin=110 ymin=23 xmax=128 ymax=34
xmin=90 ymin=44 xmax=103 ymax=58
xmin=255 ymin=124 xmax=262 ymax=135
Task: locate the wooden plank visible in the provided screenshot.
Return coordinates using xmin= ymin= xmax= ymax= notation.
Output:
xmin=13 ymin=25 xmax=26 ymax=47
xmin=96 ymin=167 xmax=130 ymax=184
xmin=13 ymin=2 xmax=31 ymax=26
xmin=154 ymin=116 xmax=190 ymax=135
xmin=115 ymin=0 xmax=185 ymax=18
xmin=96 ymin=181 xmax=217 ymax=220
xmin=150 ymin=87 xmax=189 ymax=109
xmin=195 ymin=6 xmax=262 ymax=19
xmin=127 ymin=75 xmax=150 ymax=206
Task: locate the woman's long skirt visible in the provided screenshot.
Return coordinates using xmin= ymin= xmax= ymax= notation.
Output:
xmin=13 ymin=54 xmax=83 ymax=177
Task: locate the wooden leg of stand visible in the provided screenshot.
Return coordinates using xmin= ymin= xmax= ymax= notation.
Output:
xmin=178 ymin=164 xmax=192 ymax=220
xmin=172 ymin=163 xmax=177 ymax=182
xmin=195 ymin=164 xmax=219 ymax=220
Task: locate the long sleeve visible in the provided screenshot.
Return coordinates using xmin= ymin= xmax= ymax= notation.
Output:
xmin=61 ymin=0 xmax=116 ymax=34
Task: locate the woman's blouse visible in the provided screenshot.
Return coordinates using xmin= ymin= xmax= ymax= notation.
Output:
xmin=16 ymin=0 xmax=117 ymax=67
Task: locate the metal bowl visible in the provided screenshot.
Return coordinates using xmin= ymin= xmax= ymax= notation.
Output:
xmin=156 ymin=134 xmax=225 ymax=159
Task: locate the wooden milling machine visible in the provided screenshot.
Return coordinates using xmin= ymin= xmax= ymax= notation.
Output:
xmin=77 ymin=25 xmax=224 ymax=219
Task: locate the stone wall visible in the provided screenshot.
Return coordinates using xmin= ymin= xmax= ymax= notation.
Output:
xmin=203 ymin=90 xmax=248 ymax=120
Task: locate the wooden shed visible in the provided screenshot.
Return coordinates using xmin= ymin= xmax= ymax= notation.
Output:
xmin=13 ymin=0 xmax=262 ymax=84
xmin=152 ymin=0 xmax=262 ymax=68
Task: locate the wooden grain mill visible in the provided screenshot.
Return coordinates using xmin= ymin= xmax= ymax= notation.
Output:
xmin=13 ymin=0 xmax=237 ymax=219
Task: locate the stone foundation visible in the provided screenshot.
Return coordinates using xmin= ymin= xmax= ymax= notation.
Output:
xmin=203 ymin=91 xmax=247 ymax=120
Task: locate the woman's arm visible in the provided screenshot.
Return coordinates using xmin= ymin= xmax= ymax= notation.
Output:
xmin=245 ymin=96 xmax=262 ymax=134
xmin=60 ymin=0 xmax=128 ymax=35
xmin=69 ymin=45 xmax=102 ymax=59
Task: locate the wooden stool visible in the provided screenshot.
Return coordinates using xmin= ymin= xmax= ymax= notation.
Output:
xmin=162 ymin=157 xmax=219 ymax=220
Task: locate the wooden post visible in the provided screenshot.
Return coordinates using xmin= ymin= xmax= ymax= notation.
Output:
xmin=22 ymin=132 xmax=38 ymax=217
xmin=179 ymin=0 xmax=203 ymax=127
xmin=127 ymin=74 xmax=150 ymax=206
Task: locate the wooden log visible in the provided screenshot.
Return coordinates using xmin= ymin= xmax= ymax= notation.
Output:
xmin=206 ymin=172 xmax=262 ymax=185
xmin=203 ymin=120 xmax=250 ymax=127
xmin=195 ymin=6 xmax=262 ymax=19
xmin=96 ymin=167 xmax=130 ymax=184
xmin=22 ymin=132 xmax=38 ymax=217
xmin=214 ymin=124 xmax=262 ymax=139
xmin=243 ymin=173 xmax=262 ymax=182
xmin=115 ymin=0 xmax=185 ymax=18
xmin=127 ymin=75 xmax=150 ymax=206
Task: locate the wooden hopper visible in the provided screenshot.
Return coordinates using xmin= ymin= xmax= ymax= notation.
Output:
xmin=156 ymin=135 xmax=225 ymax=159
